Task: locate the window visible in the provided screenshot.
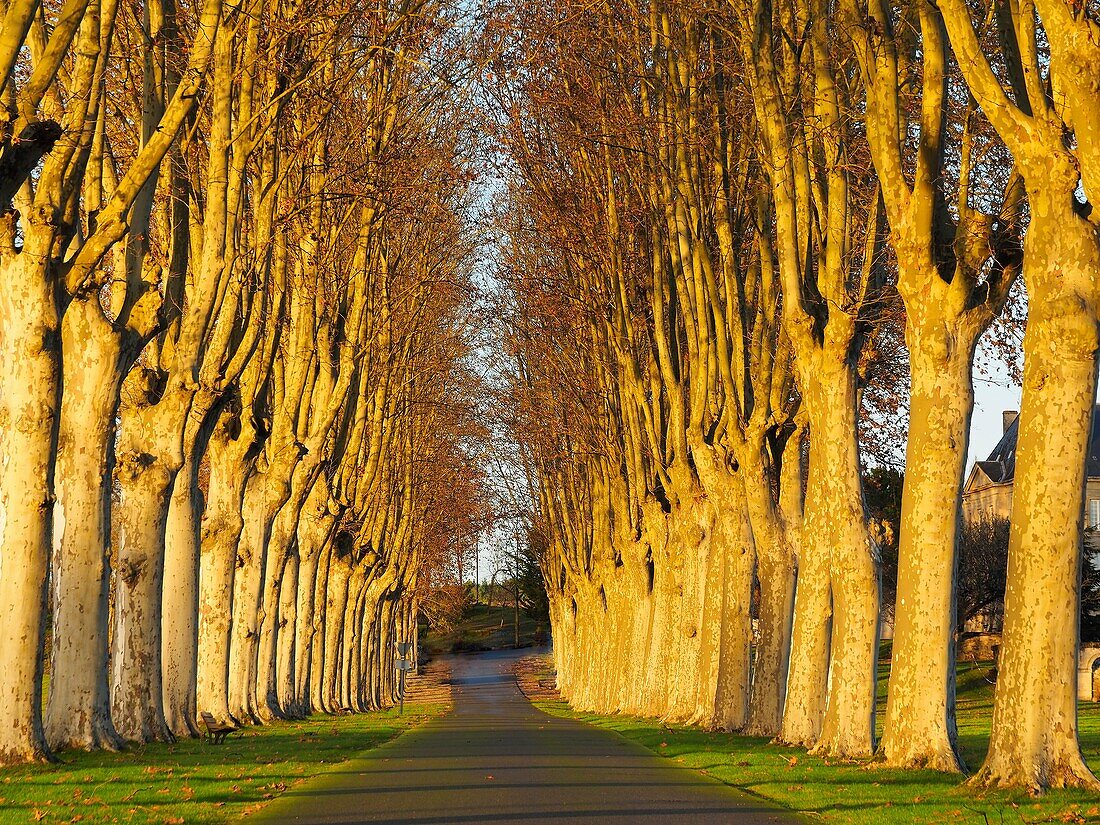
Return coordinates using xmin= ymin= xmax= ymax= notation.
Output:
xmin=1089 ymin=499 xmax=1100 ymax=529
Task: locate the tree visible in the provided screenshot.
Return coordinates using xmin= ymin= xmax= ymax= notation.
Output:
xmin=0 ymin=0 xmax=223 ymax=761
xmin=935 ymin=0 xmax=1100 ymax=789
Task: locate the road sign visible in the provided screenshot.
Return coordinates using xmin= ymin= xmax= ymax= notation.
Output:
xmin=395 ymin=651 xmax=415 ymax=715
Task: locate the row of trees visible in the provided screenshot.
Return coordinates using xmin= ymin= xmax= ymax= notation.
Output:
xmin=490 ymin=0 xmax=1099 ymax=792
xmin=0 ymin=0 xmax=484 ymax=763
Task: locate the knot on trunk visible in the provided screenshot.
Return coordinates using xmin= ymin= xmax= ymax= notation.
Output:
xmin=119 ymin=558 xmax=147 ymax=586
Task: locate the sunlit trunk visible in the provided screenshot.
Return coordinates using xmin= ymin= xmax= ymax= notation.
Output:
xmin=276 ymin=554 xmax=298 ymax=712
xmin=46 ymin=299 xmax=124 ymax=752
xmin=162 ymin=448 xmax=203 ymax=737
xmin=973 ymin=204 xmax=1100 ymax=791
xmin=322 ymin=555 xmax=352 ymax=712
xmin=881 ymin=311 xmax=975 ymax=772
xmin=196 ymin=416 xmax=251 ymax=721
xmin=711 ymin=493 xmax=755 ymax=730
xmin=778 ymin=435 xmax=832 ymax=748
xmin=310 ymin=539 xmax=335 ymax=713
xmin=227 ymin=475 xmax=278 ymax=723
xmin=255 ymin=503 xmax=297 ymax=720
xmin=743 ymin=448 xmax=796 ymax=737
xmin=111 ymin=414 xmax=181 ymax=743
xmin=0 ymin=244 xmax=57 ymax=764
xmin=807 ymin=364 xmax=879 ymax=758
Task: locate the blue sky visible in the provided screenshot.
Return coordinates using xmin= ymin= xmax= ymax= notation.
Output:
xmin=968 ymin=343 xmax=1022 ymax=470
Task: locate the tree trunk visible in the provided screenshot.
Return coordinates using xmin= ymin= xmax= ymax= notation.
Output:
xmin=111 ymin=432 xmax=179 ymax=743
xmin=227 ymin=475 xmax=277 ymax=723
xmin=276 ymin=554 xmax=299 ymax=713
xmin=255 ymin=509 xmax=296 ymax=720
xmin=712 ymin=494 xmax=755 ymax=730
xmin=310 ymin=539 xmax=335 ymax=713
xmin=46 ymin=299 xmax=124 ymax=752
xmin=743 ymin=449 xmax=796 ymax=737
xmin=972 ymin=205 xmax=1100 ymax=791
xmin=196 ymin=418 xmax=251 ymax=721
xmin=293 ymin=543 xmax=321 ymax=715
xmin=291 ymin=480 xmax=332 ymax=714
xmin=322 ymin=556 xmax=352 ymax=712
xmin=778 ymin=465 xmax=832 ymax=748
xmin=881 ymin=317 xmax=975 ymax=771
xmin=162 ymin=451 xmax=203 ymax=737
xmin=0 ymin=246 xmax=57 ymax=764
xmin=808 ymin=364 xmax=880 ymax=758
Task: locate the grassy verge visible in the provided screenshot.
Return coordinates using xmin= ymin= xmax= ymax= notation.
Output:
xmin=534 ymin=661 xmax=1100 ymax=824
xmin=0 ymin=704 xmax=444 ymax=824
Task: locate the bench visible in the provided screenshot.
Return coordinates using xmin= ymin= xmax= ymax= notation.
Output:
xmin=200 ymin=712 xmax=239 ymax=745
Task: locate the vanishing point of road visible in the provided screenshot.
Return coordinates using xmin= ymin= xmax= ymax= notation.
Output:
xmin=259 ymin=649 xmax=800 ymax=824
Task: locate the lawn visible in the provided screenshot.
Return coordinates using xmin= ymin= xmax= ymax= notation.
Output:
xmin=0 ymin=704 xmax=444 ymax=824
xmin=421 ymin=602 xmax=546 ymax=656
xmin=535 ymin=661 xmax=1100 ymax=824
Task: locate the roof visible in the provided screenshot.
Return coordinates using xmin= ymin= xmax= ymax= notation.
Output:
xmin=970 ymin=406 xmax=1100 ymax=488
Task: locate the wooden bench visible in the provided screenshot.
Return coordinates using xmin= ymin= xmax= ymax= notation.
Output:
xmin=200 ymin=712 xmax=239 ymax=745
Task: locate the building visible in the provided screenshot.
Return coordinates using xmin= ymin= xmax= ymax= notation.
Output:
xmin=961 ymin=407 xmax=1100 ymax=697
xmin=962 ymin=407 xmax=1100 ymax=527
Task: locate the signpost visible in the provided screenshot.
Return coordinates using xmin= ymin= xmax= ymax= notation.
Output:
xmin=395 ymin=641 xmax=414 ymax=715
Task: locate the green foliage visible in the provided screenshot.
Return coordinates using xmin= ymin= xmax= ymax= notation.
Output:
xmin=0 ymin=707 xmax=443 ymax=824
xmin=516 ymin=553 xmax=549 ymax=623
xmin=537 ymin=662 xmax=1100 ymax=824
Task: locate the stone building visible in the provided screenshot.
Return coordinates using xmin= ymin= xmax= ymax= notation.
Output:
xmin=960 ymin=407 xmax=1100 ymax=698
xmin=962 ymin=407 xmax=1100 ymax=527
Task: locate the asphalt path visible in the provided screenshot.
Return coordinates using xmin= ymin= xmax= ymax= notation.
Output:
xmin=257 ymin=648 xmax=801 ymax=824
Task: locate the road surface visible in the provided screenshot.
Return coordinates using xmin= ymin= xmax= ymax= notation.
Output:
xmin=258 ymin=649 xmax=800 ymax=824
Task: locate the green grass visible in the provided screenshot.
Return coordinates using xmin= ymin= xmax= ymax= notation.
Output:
xmin=536 ymin=662 xmax=1100 ymax=824
xmin=0 ymin=704 xmax=444 ymax=824
xmin=422 ymin=603 xmax=545 ymax=655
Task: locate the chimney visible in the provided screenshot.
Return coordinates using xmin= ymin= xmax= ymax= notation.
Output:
xmin=1003 ymin=410 xmax=1019 ymax=433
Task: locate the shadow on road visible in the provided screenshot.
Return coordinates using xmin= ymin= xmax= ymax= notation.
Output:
xmin=257 ymin=649 xmax=802 ymax=824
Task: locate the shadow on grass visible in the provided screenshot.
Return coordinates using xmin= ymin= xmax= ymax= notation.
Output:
xmin=0 ymin=704 xmax=443 ymax=825
xmin=536 ymin=661 xmax=1100 ymax=825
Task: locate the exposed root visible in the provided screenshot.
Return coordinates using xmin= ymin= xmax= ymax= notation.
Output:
xmin=968 ymin=754 xmax=1100 ymax=794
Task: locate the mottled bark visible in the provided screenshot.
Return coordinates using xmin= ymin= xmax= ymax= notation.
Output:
xmin=46 ymin=299 xmax=124 ymax=752
xmin=321 ymin=554 xmax=352 ymax=712
xmin=162 ymin=451 xmax=203 ymax=737
xmin=196 ymin=414 xmax=251 ymax=721
xmin=0 ymin=243 xmax=57 ymax=764
xmin=743 ymin=451 xmax=796 ymax=737
xmin=276 ymin=554 xmax=299 ymax=713
xmin=711 ymin=492 xmax=755 ymax=731
xmin=227 ymin=475 xmax=277 ymax=723
xmin=310 ymin=538 xmax=335 ymax=713
xmin=255 ymin=505 xmax=297 ymax=720
xmin=111 ymin=408 xmax=180 ymax=743
xmin=881 ymin=318 xmax=974 ymax=771
xmin=972 ymin=204 xmax=1100 ymax=791
xmin=808 ymin=365 xmax=880 ymax=758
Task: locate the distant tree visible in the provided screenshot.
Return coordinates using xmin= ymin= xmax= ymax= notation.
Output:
xmin=518 ymin=531 xmax=550 ymax=624
xmin=420 ymin=585 xmax=471 ymax=636
xmin=953 ymin=517 xmax=1100 ymax=640
xmin=1080 ymin=530 xmax=1100 ymax=644
xmin=956 ymin=518 xmax=1010 ymax=631
xmin=864 ymin=467 xmax=903 ymax=621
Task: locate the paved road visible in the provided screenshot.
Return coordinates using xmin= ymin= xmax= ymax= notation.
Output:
xmin=258 ymin=649 xmax=800 ymax=824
